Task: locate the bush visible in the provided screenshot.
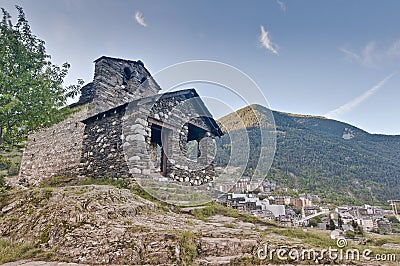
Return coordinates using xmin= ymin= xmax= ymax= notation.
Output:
xmin=0 ymin=176 xmax=5 ymax=188
xmin=0 ymin=157 xmax=11 ymax=171
xmin=7 ymin=162 xmax=20 ymax=176
xmin=387 ymin=215 xmax=400 ymax=224
xmin=345 ymin=230 xmax=356 ymax=239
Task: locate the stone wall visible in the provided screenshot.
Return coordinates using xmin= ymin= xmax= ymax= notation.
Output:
xmin=167 ymin=131 xmax=216 ymax=186
xmin=80 ymin=91 xmax=218 ymax=185
xmin=148 ymin=91 xmax=218 ymax=185
xmin=18 ymin=56 xmax=162 ymax=185
xmin=18 ymin=57 xmax=221 ymax=187
xmin=18 ymin=105 xmax=91 ymax=186
xmin=92 ymin=57 xmax=161 ymax=114
xmin=80 ymin=106 xmax=130 ymax=179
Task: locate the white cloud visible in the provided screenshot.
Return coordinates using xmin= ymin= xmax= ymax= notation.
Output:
xmin=387 ymin=39 xmax=400 ymax=57
xmin=276 ymin=0 xmax=286 ymax=12
xmin=135 ymin=11 xmax=147 ymax=27
xmin=340 ymin=40 xmax=400 ymax=67
xmin=339 ymin=48 xmax=360 ymax=61
xmin=325 ymin=73 xmax=397 ymax=119
xmin=259 ymin=25 xmax=279 ymax=55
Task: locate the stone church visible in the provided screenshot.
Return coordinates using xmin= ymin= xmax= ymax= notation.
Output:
xmin=18 ymin=56 xmax=223 ymax=187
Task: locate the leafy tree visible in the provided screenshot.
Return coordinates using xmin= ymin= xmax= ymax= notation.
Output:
xmin=307 ymin=216 xmax=322 ymax=228
xmin=0 ymin=6 xmax=82 ymax=151
xmin=351 ymin=219 xmax=358 ymax=230
xmin=387 ymin=215 xmax=399 ymax=224
xmin=338 ymin=214 xmax=344 ymax=230
xmin=327 ymin=219 xmax=336 ymax=230
xmin=351 ymin=219 xmax=364 ymax=236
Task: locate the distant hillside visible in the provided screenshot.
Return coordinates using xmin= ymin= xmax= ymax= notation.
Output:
xmin=216 ymin=104 xmax=400 ymax=205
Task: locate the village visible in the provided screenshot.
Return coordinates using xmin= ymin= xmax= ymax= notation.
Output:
xmin=217 ymin=176 xmax=399 ymax=238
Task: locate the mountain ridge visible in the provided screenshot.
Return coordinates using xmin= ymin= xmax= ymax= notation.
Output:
xmin=216 ymin=104 xmax=400 ymax=205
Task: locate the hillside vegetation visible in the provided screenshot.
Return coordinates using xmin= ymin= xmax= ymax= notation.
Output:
xmin=1 ymin=178 xmax=399 ymax=265
xmin=217 ymin=104 xmax=400 ymax=205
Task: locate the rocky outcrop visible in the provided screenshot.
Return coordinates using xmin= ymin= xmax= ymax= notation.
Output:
xmin=0 ymin=185 xmax=266 ymax=265
xmin=1 ymin=185 xmax=396 ymax=265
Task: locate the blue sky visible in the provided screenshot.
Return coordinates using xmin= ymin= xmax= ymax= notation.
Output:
xmin=2 ymin=0 xmax=400 ymax=134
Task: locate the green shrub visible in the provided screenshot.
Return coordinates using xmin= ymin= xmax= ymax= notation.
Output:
xmin=0 ymin=157 xmax=11 ymax=171
xmin=7 ymin=162 xmax=20 ymax=176
xmin=0 ymin=176 xmax=5 ymax=188
xmin=345 ymin=230 xmax=356 ymax=239
xmin=387 ymin=215 xmax=400 ymax=224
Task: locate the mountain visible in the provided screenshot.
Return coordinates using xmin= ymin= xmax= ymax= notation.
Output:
xmin=216 ymin=104 xmax=400 ymax=205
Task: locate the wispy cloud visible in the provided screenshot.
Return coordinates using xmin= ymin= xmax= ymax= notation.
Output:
xmin=325 ymin=73 xmax=397 ymax=119
xmin=134 ymin=11 xmax=147 ymax=27
xmin=387 ymin=39 xmax=400 ymax=57
xmin=276 ymin=0 xmax=286 ymax=12
xmin=339 ymin=48 xmax=360 ymax=61
xmin=340 ymin=40 xmax=400 ymax=67
xmin=259 ymin=25 xmax=279 ymax=55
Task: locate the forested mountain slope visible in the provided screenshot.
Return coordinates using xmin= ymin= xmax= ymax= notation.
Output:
xmin=217 ymin=104 xmax=400 ymax=205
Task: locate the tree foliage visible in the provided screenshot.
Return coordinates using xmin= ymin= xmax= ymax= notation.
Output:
xmin=0 ymin=6 xmax=82 ymax=150
xmin=328 ymin=219 xmax=336 ymax=230
xmin=217 ymin=104 xmax=400 ymax=205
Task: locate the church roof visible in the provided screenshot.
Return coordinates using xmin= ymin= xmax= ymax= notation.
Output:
xmin=81 ymin=88 xmax=224 ymax=137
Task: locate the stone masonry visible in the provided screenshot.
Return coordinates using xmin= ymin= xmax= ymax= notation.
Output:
xmin=80 ymin=89 xmax=222 ymax=186
xmin=18 ymin=56 xmax=223 ymax=187
xmin=18 ymin=106 xmax=90 ymax=186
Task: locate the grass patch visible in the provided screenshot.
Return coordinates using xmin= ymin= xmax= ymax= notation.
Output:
xmin=129 ymin=182 xmax=158 ymax=202
xmin=366 ymin=232 xmax=400 ymax=245
xmin=178 ymin=231 xmax=198 ymax=266
xmin=39 ymin=175 xmax=78 ymax=187
xmin=224 ymin=223 xmax=235 ymax=228
xmin=0 ymin=149 xmax=23 ymax=177
xmin=269 ymin=228 xmax=336 ymax=248
xmin=42 ymin=176 xmax=173 ymax=212
xmin=0 ymin=176 xmax=5 ymax=187
xmin=189 ymin=202 xmax=279 ymax=227
xmin=77 ymin=178 xmax=173 ymax=212
xmin=76 ymin=177 xmax=130 ymax=189
xmin=190 ymin=202 xmax=239 ymax=221
xmin=129 ymin=182 xmax=174 ymax=212
xmin=0 ymin=238 xmax=41 ymax=264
